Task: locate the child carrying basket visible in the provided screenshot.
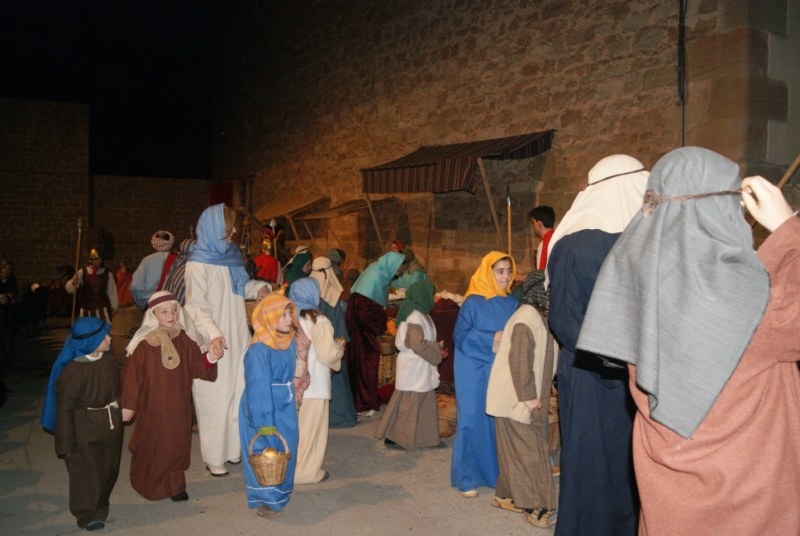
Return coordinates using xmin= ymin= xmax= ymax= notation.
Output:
xmin=239 ymin=294 xmax=300 ymax=520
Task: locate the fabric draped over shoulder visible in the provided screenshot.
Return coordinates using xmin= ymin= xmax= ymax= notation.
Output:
xmin=251 ymin=294 xmax=297 ymax=350
xmin=396 ymin=279 xmax=435 ymax=323
xmin=547 ymin=155 xmax=649 ymax=265
xmin=125 ymin=291 xmax=206 ymax=357
xmin=310 ymin=256 xmax=343 ymax=307
xmin=187 ymin=204 xmax=249 ymax=297
xmin=576 ymin=146 xmax=769 ymax=438
xmin=465 ymin=251 xmax=516 ymax=299
xmin=41 ymin=317 xmax=112 ymax=432
xmin=350 ymin=251 xmax=404 ymax=307
xmin=288 ymin=278 xmax=321 ymax=312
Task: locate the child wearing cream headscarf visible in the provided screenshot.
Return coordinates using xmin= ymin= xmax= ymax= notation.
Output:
xmin=121 ymin=291 xmax=221 ymax=502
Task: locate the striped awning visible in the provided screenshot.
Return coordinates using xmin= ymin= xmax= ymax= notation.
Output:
xmin=254 ymin=196 xmax=328 ymax=222
xmin=360 ymin=130 xmax=555 ymax=194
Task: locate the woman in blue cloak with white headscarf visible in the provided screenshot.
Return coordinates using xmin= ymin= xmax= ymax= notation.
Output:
xmin=184 ymin=203 xmax=270 ymax=477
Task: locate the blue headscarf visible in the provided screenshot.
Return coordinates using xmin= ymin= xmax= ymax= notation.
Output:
xmin=288 ymin=277 xmax=321 ymax=312
xmin=350 ymin=251 xmax=404 ymax=307
xmin=41 ymin=317 xmax=112 ymax=432
xmin=187 ymin=204 xmax=249 ymax=296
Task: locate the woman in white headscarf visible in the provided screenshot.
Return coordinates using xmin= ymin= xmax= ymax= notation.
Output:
xmin=547 ymin=155 xmax=648 ymax=536
xmin=309 ymin=256 xmax=357 ymax=428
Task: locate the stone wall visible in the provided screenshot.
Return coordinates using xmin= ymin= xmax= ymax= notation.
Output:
xmin=0 ymin=98 xmax=90 ymax=288
xmin=213 ymin=0 xmax=796 ymax=292
xmin=92 ymin=175 xmax=213 ymax=270
xmin=0 ymin=98 xmax=213 ymax=296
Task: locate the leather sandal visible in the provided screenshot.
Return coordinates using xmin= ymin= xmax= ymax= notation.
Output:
xmin=525 ymin=508 xmax=557 ymax=528
xmin=490 ymin=496 xmax=523 ymax=513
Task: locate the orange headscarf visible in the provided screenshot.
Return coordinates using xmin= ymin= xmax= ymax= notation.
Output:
xmin=251 ymin=293 xmax=296 ymax=350
xmin=465 ymin=251 xmax=516 ymax=299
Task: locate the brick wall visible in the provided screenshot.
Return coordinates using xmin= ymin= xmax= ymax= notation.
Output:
xmin=0 ymin=98 xmax=213 ymax=295
xmin=213 ymin=0 xmax=796 ymax=292
xmin=0 ymin=98 xmax=90 ymax=288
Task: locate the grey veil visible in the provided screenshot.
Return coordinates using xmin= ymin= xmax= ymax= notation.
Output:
xmin=576 ymin=146 xmax=769 ymax=438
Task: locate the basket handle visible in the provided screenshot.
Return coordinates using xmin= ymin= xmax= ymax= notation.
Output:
xmin=248 ymin=428 xmax=289 ymax=457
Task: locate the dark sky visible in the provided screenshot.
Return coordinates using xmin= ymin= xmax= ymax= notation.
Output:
xmin=0 ymin=1 xmax=212 ymax=178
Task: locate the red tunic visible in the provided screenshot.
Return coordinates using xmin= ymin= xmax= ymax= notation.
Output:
xmin=631 ymin=216 xmax=800 ymax=536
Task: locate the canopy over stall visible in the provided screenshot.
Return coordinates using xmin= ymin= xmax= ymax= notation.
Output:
xmin=253 ymin=196 xmax=328 ymax=241
xmin=359 ymin=130 xmax=555 ymax=248
xmin=296 ymin=196 xmax=397 ymax=247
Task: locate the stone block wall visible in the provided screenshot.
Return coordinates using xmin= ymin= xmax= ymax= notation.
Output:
xmin=0 ymin=98 xmax=90 ymax=288
xmin=0 ymin=98 xmax=213 ymax=296
xmin=92 ymin=175 xmax=213 ymax=270
xmin=213 ymin=0 xmax=796 ymax=292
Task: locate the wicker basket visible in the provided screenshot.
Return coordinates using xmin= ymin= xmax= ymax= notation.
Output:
xmin=245 ymin=300 xmax=258 ymax=328
xmin=379 ymin=333 xmax=396 ymax=355
xmin=548 ymin=381 xmax=560 ymax=454
xmin=378 ymin=352 xmax=396 ymax=387
xmin=248 ymin=429 xmax=291 ymax=486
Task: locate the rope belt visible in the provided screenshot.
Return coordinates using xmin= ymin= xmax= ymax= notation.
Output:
xmin=87 ymin=400 xmax=119 ymax=430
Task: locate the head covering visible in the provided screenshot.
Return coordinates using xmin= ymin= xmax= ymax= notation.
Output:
xmin=310 ymin=256 xmax=343 ymax=307
xmin=325 ymin=248 xmax=342 ymax=265
xmin=41 ymin=317 xmax=111 ymax=432
xmin=285 ymin=251 xmax=311 ymax=285
xmin=187 ymin=204 xmax=249 ymax=296
xmin=151 ymin=231 xmax=174 ymax=252
xmin=161 ymin=238 xmax=193 ymax=305
xmin=251 ymin=293 xmax=296 ymax=350
xmin=520 ymin=270 xmax=548 ymax=311
xmin=325 ymin=249 xmax=344 ymax=280
xmin=288 ymin=277 xmax=321 ymax=312
xmin=576 ymin=146 xmax=770 ymax=438
xmin=396 ymin=279 xmax=436 ymax=324
xmin=350 ymin=251 xmax=405 ymax=307
xmin=548 ymin=155 xmax=650 ymax=262
xmin=125 ymin=291 xmax=206 ymax=364
xmin=465 ymin=251 xmax=516 ymax=299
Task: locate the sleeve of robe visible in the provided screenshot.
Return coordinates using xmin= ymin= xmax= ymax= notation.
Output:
xmin=106 ymin=270 xmax=119 ymax=311
xmin=310 ymin=316 xmax=344 ymax=372
xmin=184 ymin=333 xmax=218 ymax=381
xmin=756 ymin=215 xmax=800 ymax=364
xmin=508 ymin=324 xmax=537 ymax=401
xmin=120 ymin=344 xmax=144 ymax=413
xmin=242 ymin=344 xmax=278 ymax=428
xmin=404 ymin=323 xmax=442 ymax=366
xmin=54 ymin=363 xmax=81 ymax=457
xmin=183 ymin=263 xmax=224 ymax=341
xmin=453 ymin=296 xmax=495 ymax=364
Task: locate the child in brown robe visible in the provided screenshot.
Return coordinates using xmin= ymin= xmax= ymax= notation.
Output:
xmin=121 ymin=291 xmax=222 ymax=501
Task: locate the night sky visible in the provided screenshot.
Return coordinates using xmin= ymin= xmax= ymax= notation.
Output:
xmin=0 ymin=1 xmax=212 ymax=178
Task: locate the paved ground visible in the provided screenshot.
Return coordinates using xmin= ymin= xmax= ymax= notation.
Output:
xmin=0 ymin=319 xmax=556 ymax=535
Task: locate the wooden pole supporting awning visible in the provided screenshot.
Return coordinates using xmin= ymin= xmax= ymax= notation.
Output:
xmin=359 ymin=130 xmax=555 ymax=250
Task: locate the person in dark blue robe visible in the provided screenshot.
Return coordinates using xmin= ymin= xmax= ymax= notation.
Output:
xmin=546 ymin=154 xmax=648 ymax=535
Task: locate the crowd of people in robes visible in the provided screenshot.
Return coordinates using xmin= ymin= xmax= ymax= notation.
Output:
xmin=34 ymin=151 xmax=799 ymax=532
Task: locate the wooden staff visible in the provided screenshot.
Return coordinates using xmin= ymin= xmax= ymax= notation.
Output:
xmin=506 ymin=186 xmax=512 ymax=256
xmin=71 ymin=218 xmax=83 ymax=325
xmin=749 ymin=153 xmax=800 ymax=228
